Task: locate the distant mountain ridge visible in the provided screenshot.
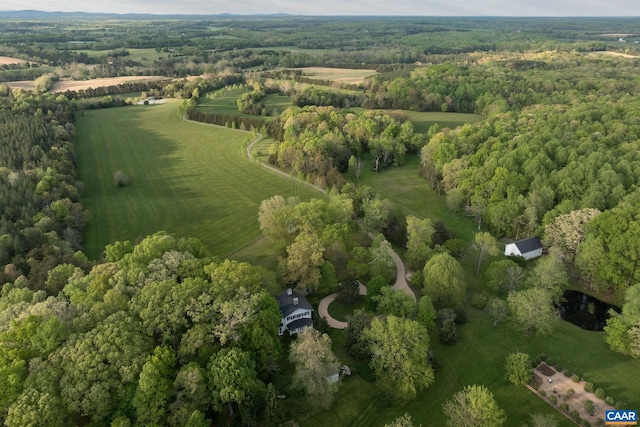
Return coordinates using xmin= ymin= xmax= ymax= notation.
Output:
xmin=0 ymin=10 xmax=293 ymax=19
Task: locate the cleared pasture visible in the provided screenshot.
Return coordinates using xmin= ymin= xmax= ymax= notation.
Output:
xmin=73 ymin=47 xmax=168 ymax=65
xmin=404 ymin=110 xmax=484 ymax=133
xmin=76 ymin=101 xmax=318 ymax=259
xmin=299 ymin=306 xmax=640 ymax=427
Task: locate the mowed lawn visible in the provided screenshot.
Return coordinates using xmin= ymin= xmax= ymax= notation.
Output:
xmin=76 ymin=101 xmax=318 ymax=259
xmin=299 ymin=309 xmax=640 ymax=427
xmin=353 ymin=154 xmax=477 ymax=242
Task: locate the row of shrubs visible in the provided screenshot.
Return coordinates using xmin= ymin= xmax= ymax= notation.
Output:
xmin=538 ymin=389 xmax=603 ymax=426
xmin=531 ymin=354 xmax=628 ymax=410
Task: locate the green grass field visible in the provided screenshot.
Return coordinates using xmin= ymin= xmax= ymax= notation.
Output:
xmin=353 ymin=154 xmax=477 ymax=242
xmin=73 ymin=47 xmax=167 ymax=66
xmin=298 ymin=308 xmax=640 ymax=427
xmin=404 ymin=110 xmax=484 ymax=133
xmin=76 ymin=101 xmax=319 ymax=259
xmin=330 ymin=149 xmax=640 ymax=426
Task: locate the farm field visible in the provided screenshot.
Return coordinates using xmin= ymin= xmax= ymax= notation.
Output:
xmin=0 ymin=56 xmax=25 ymax=64
xmin=299 ymin=308 xmax=640 ymax=427
xmin=403 ymin=110 xmax=484 ymax=133
xmin=76 ymin=100 xmax=319 ymax=259
xmin=73 ymin=47 xmax=168 ymax=65
xmin=291 ymin=67 xmax=377 ymax=84
xmin=6 ymin=75 xmax=169 ymax=92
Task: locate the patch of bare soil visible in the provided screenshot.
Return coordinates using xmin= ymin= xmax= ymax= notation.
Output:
xmin=595 ymin=33 xmax=635 ymax=37
xmin=0 ymin=56 xmax=26 ymax=65
xmin=533 ymin=363 xmax=615 ymax=426
xmin=590 ymin=51 xmax=639 ymax=59
xmin=51 ymin=76 xmax=170 ymax=92
xmin=532 ymin=372 xmax=543 ymax=388
xmin=537 ymin=363 xmax=556 ymax=376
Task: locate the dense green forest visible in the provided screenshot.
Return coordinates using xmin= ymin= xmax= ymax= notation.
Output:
xmin=1 ymin=13 xmax=640 ymax=427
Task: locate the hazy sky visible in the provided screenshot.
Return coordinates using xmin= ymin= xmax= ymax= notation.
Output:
xmin=2 ymin=0 xmax=639 ymax=16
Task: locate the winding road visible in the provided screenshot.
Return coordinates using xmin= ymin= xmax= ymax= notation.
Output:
xmin=318 ymin=252 xmax=416 ymax=329
xmin=244 ymin=133 xmax=416 ymax=329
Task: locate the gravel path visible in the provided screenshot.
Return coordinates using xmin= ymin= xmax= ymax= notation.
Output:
xmin=390 ymin=250 xmax=416 ymax=301
xmin=318 ymin=283 xmax=368 ymax=330
xmin=244 ymin=134 xmax=417 ymax=325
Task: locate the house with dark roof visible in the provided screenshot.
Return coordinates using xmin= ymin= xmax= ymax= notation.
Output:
xmin=504 ymin=237 xmax=543 ymax=260
xmin=276 ymin=288 xmax=313 ymax=336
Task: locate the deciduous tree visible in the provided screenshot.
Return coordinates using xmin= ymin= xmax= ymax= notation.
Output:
xmin=207 ymin=348 xmax=264 ymax=419
xmin=133 ymin=346 xmax=176 ymax=426
xmin=507 ymin=288 xmax=559 ymax=336
xmin=289 ymin=328 xmax=340 ymax=409
xmin=422 ymin=253 xmax=466 ymax=309
xmin=504 ymin=352 xmax=531 ymax=386
xmin=473 ymin=232 xmax=499 ymax=275
xmin=363 ymin=316 xmax=434 ymax=400
xmin=406 ymin=216 xmax=435 ymax=270
xmin=442 ymin=384 xmax=506 ymax=427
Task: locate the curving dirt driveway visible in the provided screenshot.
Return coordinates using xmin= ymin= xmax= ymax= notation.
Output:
xmin=244 ymin=133 xmax=417 ymax=326
xmin=318 ymin=283 xmax=368 ymax=329
xmin=319 ymin=248 xmax=417 ymax=329
xmin=390 ymin=250 xmax=416 ymax=301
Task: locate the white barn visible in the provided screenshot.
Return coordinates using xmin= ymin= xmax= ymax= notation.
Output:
xmin=276 ymin=288 xmax=313 ymax=336
xmin=504 ymin=237 xmax=543 ymax=260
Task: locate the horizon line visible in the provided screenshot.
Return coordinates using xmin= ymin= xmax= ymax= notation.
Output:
xmin=0 ymin=10 xmax=639 ymax=18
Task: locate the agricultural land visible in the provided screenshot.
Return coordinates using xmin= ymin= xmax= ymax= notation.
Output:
xmin=1 ymin=13 xmax=640 ymax=427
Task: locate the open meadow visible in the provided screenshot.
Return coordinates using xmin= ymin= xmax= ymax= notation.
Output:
xmin=298 ymin=308 xmax=640 ymax=427
xmin=76 ymin=101 xmax=319 ymax=259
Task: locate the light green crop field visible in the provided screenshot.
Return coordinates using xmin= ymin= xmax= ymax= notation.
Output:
xmin=73 ymin=48 xmax=167 ymax=66
xmin=76 ymin=101 xmax=319 ymax=259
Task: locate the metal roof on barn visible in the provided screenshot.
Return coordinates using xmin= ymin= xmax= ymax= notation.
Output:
xmin=514 ymin=237 xmax=542 ymax=253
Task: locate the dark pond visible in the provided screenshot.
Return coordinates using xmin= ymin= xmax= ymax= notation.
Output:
xmin=557 ymin=290 xmax=620 ymax=331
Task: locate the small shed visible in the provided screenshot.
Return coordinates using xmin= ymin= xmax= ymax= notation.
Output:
xmin=504 ymin=237 xmax=543 ymax=260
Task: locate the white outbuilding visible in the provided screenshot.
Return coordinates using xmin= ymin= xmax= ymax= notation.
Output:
xmin=504 ymin=237 xmax=543 ymax=260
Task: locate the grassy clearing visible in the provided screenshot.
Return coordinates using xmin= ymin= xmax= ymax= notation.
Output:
xmin=298 ymin=307 xmax=640 ymax=427
xmin=307 ymin=152 xmax=640 ymax=425
xmin=73 ymin=48 xmax=167 ymax=65
xmin=327 ymin=299 xmax=366 ymax=322
xmin=76 ymin=101 xmax=318 ymax=259
xmin=353 ymin=154 xmax=477 ymax=242
xmin=404 ymin=110 xmax=484 ymax=133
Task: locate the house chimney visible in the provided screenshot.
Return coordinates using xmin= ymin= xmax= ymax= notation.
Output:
xmin=287 ymin=288 xmax=292 ymax=296
xmin=293 ymin=297 xmax=299 ymax=306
